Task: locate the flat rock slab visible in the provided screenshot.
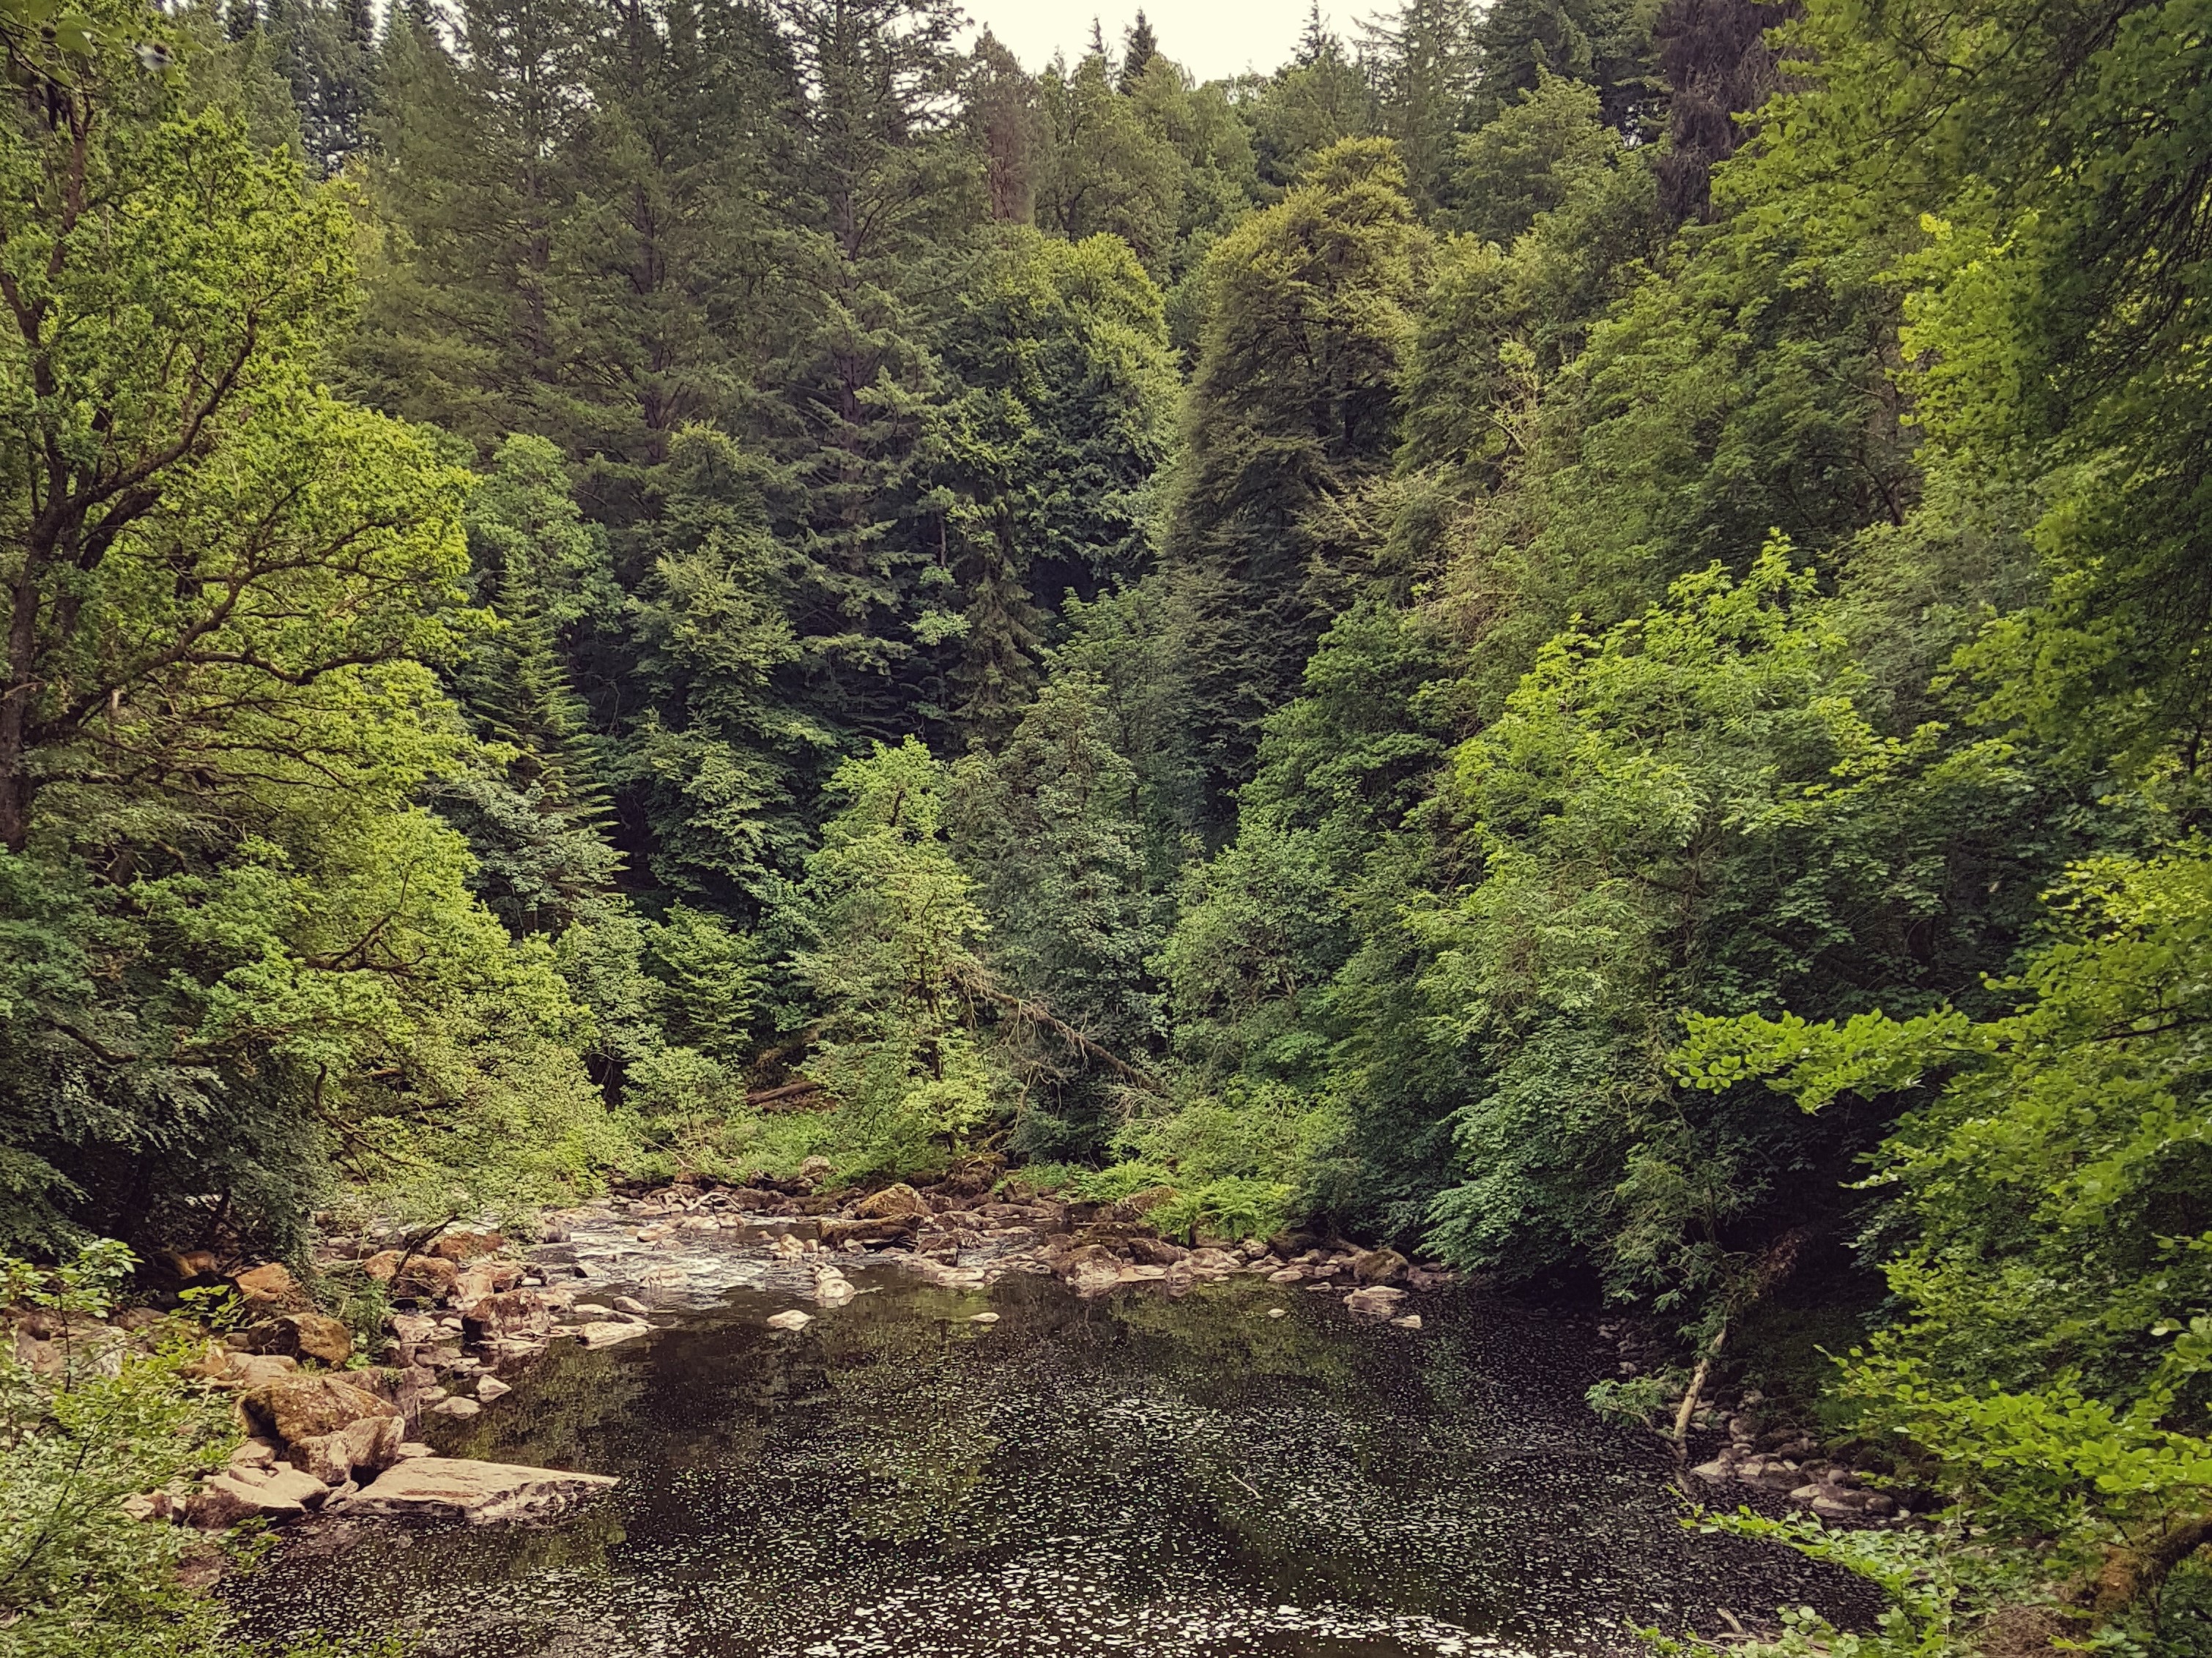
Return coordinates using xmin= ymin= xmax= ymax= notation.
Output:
xmin=338 ymin=1457 xmax=617 ymax=1525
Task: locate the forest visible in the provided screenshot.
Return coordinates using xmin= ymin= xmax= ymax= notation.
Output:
xmin=0 ymin=0 xmax=2208 ymax=1650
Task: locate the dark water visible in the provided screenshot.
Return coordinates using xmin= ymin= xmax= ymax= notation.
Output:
xmin=229 ymin=1267 xmax=1870 ymax=1658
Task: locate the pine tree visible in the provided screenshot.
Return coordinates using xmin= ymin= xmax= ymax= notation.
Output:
xmin=1358 ymin=0 xmax=1479 ymax=215
xmin=1651 ymin=0 xmax=1795 ymax=223
xmin=932 ymin=231 xmax=1179 ymax=743
xmin=348 ymin=0 xmax=591 ymax=444
xmin=768 ymin=0 xmax=979 ymax=743
xmin=1469 ymin=0 xmax=1659 ymax=135
xmin=1119 ymin=10 xmax=1158 ymax=92
xmin=263 ymin=0 xmax=376 ymax=174
xmin=968 ymin=30 xmax=1039 ymax=223
xmin=1162 ymin=138 xmax=1428 ymax=824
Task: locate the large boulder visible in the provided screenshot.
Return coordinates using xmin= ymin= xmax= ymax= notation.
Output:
xmin=426 ymin=1231 xmax=504 ymax=1263
xmin=363 ymin=1251 xmax=461 ymax=1301
xmin=188 ymin=1462 xmax=332 ymax=1528
xmin=818 ymin=1217 xmax=917 ymax=1249
xmin=851 ymin=1183 xmax=932 ymax=1222
xmin=339 ymin=1457 xmax=618 ymax=1525
xmin=1352 ymin=1247 xmax=1409 ymax=1287
xmin=255 ymin=1312 xmax=353 ymax=1367
xmin=1343 ymin=1285 xmax=1407 ymax=1319
xmin=461 ymin=1289 xmax=551 ymax=1341
xmin=243 ymin=1373 xmax=401 ymax=1449
xmin=289 ymin=1413 xmax=407 ymax=1484
xmin=455 ymin=1261 xmax=525 ymax=1303
xmin=232 ymin=1263 xmax=307 ymax=1311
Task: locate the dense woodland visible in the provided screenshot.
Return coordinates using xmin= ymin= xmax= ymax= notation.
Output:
xmin=1 ymin=0 xmax=2211 ymax=1649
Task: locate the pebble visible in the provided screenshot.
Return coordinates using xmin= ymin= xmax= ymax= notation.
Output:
xmin=766 ymin=1309 xmax=813 ymax=1331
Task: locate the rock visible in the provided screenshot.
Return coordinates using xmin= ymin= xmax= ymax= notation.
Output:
xmin=1811 ymin=1493 xmax=1866 ymax=1520
xmin=388 ymin=1312 xmax=440 ymax=1345
xmin=426 ymin=1231 xmax=503 ymax=1263
xmin=1266 ymin=1266 xmax=1305 ymax=1284
xmin=455 ymin=1262 xmax=526 ymax=1303
xmin=813 ymin=1275 xmax=858 ymax=1306
xmin=161 ymin=1249 xmax=218 ymax=1282
xmin=431 ymin=1396 xmax=482 ymax=1419
xmin=1187 ymin=1249 xmax=1242 ymax=1279
xmin=1125 ymin=1235 xmax=1187 ymax=1268
xmin=230 ymin=1438 xmax=278 ymax=1471
xmin=1063 ymin=1254 xmax=1124 ymax=1298
xmin=190 ymin=1462 xmax=331 ymax=1528
xmin=576 ymin=1321 xmax=649 ymax=1347
xmin=1692 ymin=1460 xmax=1737 ymax=1482
xmin=819 ymin=1217 xmax=917 ymax=1249
xmin=1343 ymin=1285 xmax=1407 ymax=1318
xmin=1266 ymin=1307 xmax=1288 ymax=1319
xmin=797 ymin=1156 xmax=834 ymax=1187
xmin=461 ymin=1290 xmax=551 ymax=1341
xmin=395 ymin=1441 xmax=435 ymax=1460
xmin=968 ymin=1312 xmax=999 ymax=1324
xmin=476 ymin=1377 xmax=512 ymax=1402
xmin=612 ymin=1295 xmax=649 ymax=1315
xmin=1389 ymin=1314 xmax=1423 ymax=1330
xmin=341 ymin=1413 xmax=406 ymax=1473
xmin=187 ymin=1345 xmax=298 ymax=1387
xmin=1860 ymin=1492 xmax=1897 ymax=1516
xmin=1116 ymin=1263 xmax=1169 ymax=1283
xmin=571 ymin=1303 xmax=612 ymax=1317
xmin=338 ymin=1457 xmax=618 ymax=1525
xmin=364 ymin=1252 xmax=461 ymax=1300
xmin=765 ymin=1309 xmax=813 ymax=1331
xmin=1352 ymin=1247 xmax=1410 ymax=1287
xmin=232 ymin=1263 xmax=303 ymax=1309
xmin=852 ymin=1183 xmax=932 ymax=1222
xmin=119 ymin=1492 xmax=168 ymax=1523
xmin=1121 ymin=1186 xmax=1176 ymax=1216
xmin=290 ymin=1432 xmax=354 ymax=1485
xmin=243 ymin=1375 xmax=401 ymax=1448
xmin=770 ymin=1233 xmax=811 ymax=1259
xmin=261 ymin=1312 xmax=352 ymax=1367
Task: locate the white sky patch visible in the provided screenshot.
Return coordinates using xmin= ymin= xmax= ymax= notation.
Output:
xmin=960 ymin=0 xmax=1335 ymax=82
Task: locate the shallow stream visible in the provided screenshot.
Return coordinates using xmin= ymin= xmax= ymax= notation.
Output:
xmin=231 ymin=1252 xmax=1871 ymax=1658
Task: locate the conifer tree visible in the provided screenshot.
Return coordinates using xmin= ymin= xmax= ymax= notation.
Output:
xmin=1650 ymin=0 xmax=1794 ymax=223
xmin=349 ymin=0 xmax=590 ymax=444
xmin=1358 ymin=0 xmax=1479 ymax=215
xmin=264 ymin=0 xmax=375 ymax=174
xmin=967 ymin=30 xmax=1039 ymax=223
xmin=1119 ymin=10 xmax=1158 ymax=92
xmin=768 ymin=0 xmax=979 ymax=743
xmin=1162 ymin=138 xmax=1428 ymax=823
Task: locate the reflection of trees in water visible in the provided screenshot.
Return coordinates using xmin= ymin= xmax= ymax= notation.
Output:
xmin=426 ymin=1338 xmax=652 ymax=1475
xmin=808 ymin=1282 xmax=1026 ymax=1546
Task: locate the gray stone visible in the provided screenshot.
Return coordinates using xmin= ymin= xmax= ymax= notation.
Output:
xmin=336 ymin=1457 xmax=618 ymax=1525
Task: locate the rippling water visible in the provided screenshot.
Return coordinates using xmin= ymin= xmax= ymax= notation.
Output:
xmin=228 ymin=1263 xmax=1871 ymax=1658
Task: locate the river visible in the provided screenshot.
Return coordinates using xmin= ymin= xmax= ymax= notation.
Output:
xmin=228 ymin=1237 xmax=1873 ymax=1658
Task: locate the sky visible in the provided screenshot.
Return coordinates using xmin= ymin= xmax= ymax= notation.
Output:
xmin=960 ymin=0 xmax=1327 ymax=83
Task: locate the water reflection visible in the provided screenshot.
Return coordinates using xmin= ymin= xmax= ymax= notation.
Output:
xmin=228 ymin=1268 xmax=1871 ymax=1658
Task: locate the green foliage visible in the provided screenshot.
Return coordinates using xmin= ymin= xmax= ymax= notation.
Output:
xmin=0 ymin=1244 xmax=237 ymax=1658
xmin=782 ymin=740 xmax=998 ymax=1160
xmin=1164 ymin=136 xmax=1430 ymax=819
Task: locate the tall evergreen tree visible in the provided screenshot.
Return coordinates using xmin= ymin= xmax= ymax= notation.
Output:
xmin=767 ymin=0 xmax=979 ymax=743
xmin=1118 ymin=10 xmax=1158 ymax=92
xmin=967 ymin=29 xmax=1039 ymax=223
xmin=1162 ymin=138 xmax=1428 ymax=824
xmin=264 ymin=0 xmax=375 ymax=173
xmin=1358 ymin=0 xmax=1479 ymax=215
xmin=1651 ymin=0 xmax=1795 ymax=223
